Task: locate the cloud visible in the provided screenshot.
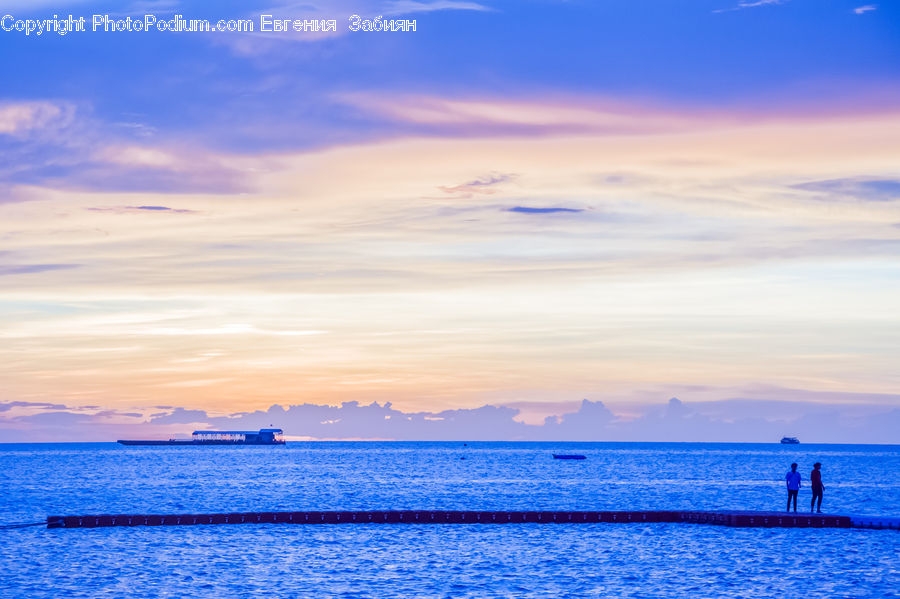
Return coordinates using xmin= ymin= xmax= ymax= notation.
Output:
xmin=853 ymin=4 xmax=877 ymax=14
xmin=2 ymin=103 xmax=899 ymax=415
xmin=0 ymin=401 xmax=67 ymax=412
xmin=793 ymin=177 xmax=900 ymax=201
xmin=0 ymin=264 xmax=79 ymax=276
xmin=542 ymin=399 xmax=615 ymax=436
xmin=0 ymin=101 xmax=252 ymax=196
xmin=11 ymin=411 xmax=95 ymax=426
xmin=61 ymin=144 xmax=254 ymax=194
xmin=95 ymin=145 xmax=180 ymax=169
xmin=203 ymin=401 xmax=532 ymax=440
xmin=133 ymin=205 xmax=194 ymax=212
xmin=337 ymin=95 xmax=705 ymax=136
xmin=714 ymin=0 xmax=787 ymax=12
xmin=56 ymin=164 xmax=249 ymax=194
xmin=439 ymin=173 xmax=514 ymax=197
xmin=9 ymin=408 xmax=143 ymax=426
xmin=87 ymin=205 xmax=197 ymax=214
xmin=383 ymin=1 xmax=493 ymax=14
xmin=736 ymin=0 xmax=785 ymax=6
xmin=6 ymin=142 xmax=253 ymax=195
xmin=4 ymin=395 xmax=900 ymax=443
xmin=508 ymin=206 xmax=583 ymax=215
xmin=150 ymin=407 xmax=211 ymax=424
xmin=0 ymin=102 xmax=71 ymax=137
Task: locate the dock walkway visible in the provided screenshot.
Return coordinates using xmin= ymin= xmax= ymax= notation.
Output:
xmin=45 ymin=510 xmax=898 ymax=529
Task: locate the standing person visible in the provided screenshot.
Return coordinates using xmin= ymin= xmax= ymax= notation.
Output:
xmin=810 ymin=462 xmax=824 ymax=513
xmin=785 ymin=463 xmax=801 ymax=512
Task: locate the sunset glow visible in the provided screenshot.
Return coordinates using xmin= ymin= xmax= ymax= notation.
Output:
xmin=2 ymin=0 xmax=899 ymax=441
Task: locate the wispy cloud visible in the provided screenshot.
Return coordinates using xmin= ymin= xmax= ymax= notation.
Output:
xmin=5 ymin=133 xmax=254 ymax=195
xmin=0 ymin=401 xmax=66 ymax=412
xmin=0 ymin=264 xmax=79 ymax=277
xmin=0 ymin=101 xmax=252 ymax=196
xmin=508 ymin=207 xmax=583 ymax=215
xmin=853 ymin=4 xmax=877 ymax=14
xmin=88 ymin=205 xmax=197 ymax=214
xmin=134 ymin=205 xmax=190 ymax=212
xmin=383 ymin=1 xmax=493 ymax=15
xmin=338 ymin=94 xmax=715 ymax=138
xmin=439 ymin=173 xmax=514 ymax=197
xmin=714 ymin=0 xmax=787 ymax=13
xmin=793 ymin=177 xmax=900 ymax=201
xmin=0 ymin=101 xmax=72 ymax=137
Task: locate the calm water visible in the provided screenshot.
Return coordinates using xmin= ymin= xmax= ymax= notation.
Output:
xmin=1 ymin=442 xmax=898 ymax=597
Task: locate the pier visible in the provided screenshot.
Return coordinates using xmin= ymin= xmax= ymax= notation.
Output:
xmin=43 ymin=509 xmax=895 ymax=529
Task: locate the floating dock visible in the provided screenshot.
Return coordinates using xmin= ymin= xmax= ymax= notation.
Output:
xmin=846 ymin=515 xmax=900 ymax=530
xmin=44 ymin=510 xmax=890 ymax=529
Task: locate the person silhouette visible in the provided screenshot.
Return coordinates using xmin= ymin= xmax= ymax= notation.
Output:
xmin=785 ymin=463 xmax=801 ymax=512
xmin=810 ymin=462 xmax=824 ymax=513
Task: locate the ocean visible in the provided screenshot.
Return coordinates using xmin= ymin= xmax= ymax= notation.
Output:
xmin=1 ymin=442 xmax=898 ymax=598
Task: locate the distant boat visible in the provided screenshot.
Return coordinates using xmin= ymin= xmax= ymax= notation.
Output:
xmin=780 ymin=436 xmax=799 ymax=444
xmin=553 ymin=454 xmax=586 ymax=460
xmin=118 ymin=428 xmax=285 ymax=446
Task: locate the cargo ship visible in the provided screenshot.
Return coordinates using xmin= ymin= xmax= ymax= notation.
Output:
xmin=780 ymin=436 xmax=799 ymax=444
xmin=118 ymin=428 xmax=285 ymax=446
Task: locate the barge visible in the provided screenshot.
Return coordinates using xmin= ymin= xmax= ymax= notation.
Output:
xmin=118 ymin=428 xmax=285 ymax=446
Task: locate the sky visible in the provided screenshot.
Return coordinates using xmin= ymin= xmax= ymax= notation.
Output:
xmin=1 ymin=0 xmax=899 ymax=442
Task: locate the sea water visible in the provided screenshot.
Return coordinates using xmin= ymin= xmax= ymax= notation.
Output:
xmin=1 ymin=442 xmax=898 ymax=598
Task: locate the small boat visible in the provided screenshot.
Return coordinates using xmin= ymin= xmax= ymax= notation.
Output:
xmin=553 ymin=454 xmax=586 ymax=460
xmin=118 ymin=428 xmax=285 ymax=446
xmin=780 ymin=436 xmax=799 ymax=444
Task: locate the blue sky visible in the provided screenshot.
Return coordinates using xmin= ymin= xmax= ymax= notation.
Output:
xmin=3 ymin=0 xmax=898 ymax=158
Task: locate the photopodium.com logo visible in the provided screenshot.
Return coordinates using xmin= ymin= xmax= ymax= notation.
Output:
xmin=1 ymin=13 xmax=417 ymax=36
xmin=1 ymin=14 xmax=254 ymax=35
